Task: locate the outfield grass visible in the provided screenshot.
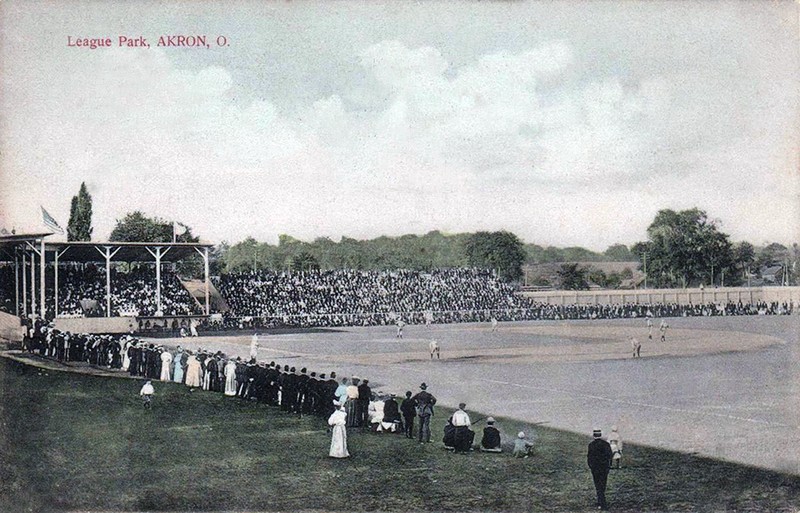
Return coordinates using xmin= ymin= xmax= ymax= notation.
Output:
xmin=0 ymin=357 xmax=798 ymax=513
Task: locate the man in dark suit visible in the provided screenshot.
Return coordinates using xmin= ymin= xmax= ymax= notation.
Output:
xmin=357 ymin=379 xmax=372 ymax=428
xmin=587 ymin=428 xmax=613 ymax=510
xmin=400 ymin=391 xmax=417 ymax=439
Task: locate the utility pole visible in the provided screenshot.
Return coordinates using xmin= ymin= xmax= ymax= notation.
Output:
xmin=641 ymin=252 xmax=648 ymax=289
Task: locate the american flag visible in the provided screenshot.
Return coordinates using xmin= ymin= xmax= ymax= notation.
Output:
xmin=41 ymin=206 xmax=64 ymax=234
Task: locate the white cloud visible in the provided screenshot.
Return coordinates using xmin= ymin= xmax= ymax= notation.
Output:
xmin=1 ymin=37 xmax=797 ymax=249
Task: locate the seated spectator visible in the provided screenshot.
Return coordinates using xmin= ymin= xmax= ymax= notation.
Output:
xmin=480 ymin=417 xmax=502 ymax=452
xmin=513 ymin=431 xmax=534 ymax=458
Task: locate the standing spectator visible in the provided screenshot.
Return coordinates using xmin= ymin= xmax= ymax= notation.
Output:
xmin=173 ymin=346 xmax=185 ymax=383
xmin=400 ymin=391 xmax=417 ymax=439
xmin=587 ymin=428 xmax=613 ymax=511
xmin=412 ymin=383 xmax=437 ymax=444
xmin=480 ymin=417 xmax=502 ymax=452
xmin=185 ymin=351 xmax=202 ymax=388
xmin=328 ymin=402 xmax=350 ymax=458
xmin=224 ymin=358 xmax=238 ymax=396
xmin=139 ymin=380 xmax=155 ymax=409
xmin=345 ymin=377 xmax=360 ymax=427
xmin=159 ymin=348 xmax=173 ymax=381
xmin=357 ymin=379 xmax=372 ymax=428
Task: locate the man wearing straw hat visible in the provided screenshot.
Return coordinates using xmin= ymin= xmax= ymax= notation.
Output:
xmin=587 ymin=428 xmax=613 ymax=510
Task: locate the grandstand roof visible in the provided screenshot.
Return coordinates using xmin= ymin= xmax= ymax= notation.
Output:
xmin=41 ymin=241 xmax=214 ymax=263
xmin=0 ymin=232 xmax=53 ymax=259
xmin=0 ymin=237 xmax=213 ymax=263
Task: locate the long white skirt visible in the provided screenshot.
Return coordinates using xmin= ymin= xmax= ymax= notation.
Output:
xmin=224 ymin=373 xmax=237 ymax=396
xmin=329 ymin=425 xmax=350 ymax=458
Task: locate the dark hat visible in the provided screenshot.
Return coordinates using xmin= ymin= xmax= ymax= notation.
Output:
xmin=593 ymin=428 xmax=602 ymax=438
xmin=458 ymin=402 xmax=466 ymax=409
xmin=420 ymin=383 xmax=427 ymax=390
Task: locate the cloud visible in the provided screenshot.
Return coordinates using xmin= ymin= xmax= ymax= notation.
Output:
xmin=1 ymin=38 xmax=796 ymax=249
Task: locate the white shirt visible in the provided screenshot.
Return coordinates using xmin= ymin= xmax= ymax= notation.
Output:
xmin=140 ymin=383 xmax=154 ymax=396
xmin=452 ymin=409 xmax=471 ymax=427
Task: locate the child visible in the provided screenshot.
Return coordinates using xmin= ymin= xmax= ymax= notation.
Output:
xmin=608 ymin=426 xmax=623 ymax=469
xmin=139 ymin=380 xmax=155 ymax=409
xmin=512 ymin=431 xmax=534 ymax=458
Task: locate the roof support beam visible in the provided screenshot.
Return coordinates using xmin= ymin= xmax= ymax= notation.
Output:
xmin=94 ymin=245 xmax=121 ymax=317
xmin=53 ymin=246 xmax=70 ymax=319
xmin=194 ymin=246 xmax=210 ymax=315
xmin=145 ymin=246 xmax=171 ymax=315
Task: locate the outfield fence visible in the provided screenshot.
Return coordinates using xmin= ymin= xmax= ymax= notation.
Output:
xmin=519 ymin=286 xmax=800 ymax=306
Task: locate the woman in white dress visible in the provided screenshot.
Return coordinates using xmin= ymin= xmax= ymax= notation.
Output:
xmin=184 ymin=352 xmax=202 ymax=388
xmin=223 ymin=358 xmax=238 ymax=396
xmin=328 ymin=402 xmax=350 ymax=458
xmin=159 ymin=349 xmax=173 ymax=381
xmin=121 ymin=338 xmax=131 ymax=371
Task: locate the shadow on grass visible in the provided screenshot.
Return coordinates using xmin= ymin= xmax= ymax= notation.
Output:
xmin=0 ymin=357 xmax=797 ymax=513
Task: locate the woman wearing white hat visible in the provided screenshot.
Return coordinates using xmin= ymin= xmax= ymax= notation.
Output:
xmin=328 ymin=401 xmax=350 ymax=458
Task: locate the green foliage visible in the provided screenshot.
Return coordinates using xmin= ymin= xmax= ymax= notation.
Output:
xmin=291 ymin=251 xmax=320 ymax=272
xmin=586 ymin=268 xmax=623 ymax=289
xmin=67 ymin=182 xmax=93 ymax=241
xmin=220 ymin=231 xmax=471 ymax=273
xmin=109 ymin=211 xmax=199 ymax=243
xmin=557 ymin=263 xmax=590 ymax=290
xmin=464 ymin=231 xmax=526 ymax=282
xmin=604 ymin=243 xmax=633 ymax=261
xmin=639 ymin=208 xmax=735 ymax=288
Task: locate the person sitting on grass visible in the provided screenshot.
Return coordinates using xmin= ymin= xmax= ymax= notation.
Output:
xmin=512 ymin=431 xmax=534 ymax=458
xmin=139 ymin=380 xmax=155 ymax=409
xmin=480 ymin=417 xmax=502 ymax=452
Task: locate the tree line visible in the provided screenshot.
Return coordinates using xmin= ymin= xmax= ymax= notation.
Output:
xmin=65 ymin=183 xmax=798 ymax=287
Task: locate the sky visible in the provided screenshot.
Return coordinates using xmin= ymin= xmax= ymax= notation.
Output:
xmin=1 ymin=1 xmax=798 ymax=250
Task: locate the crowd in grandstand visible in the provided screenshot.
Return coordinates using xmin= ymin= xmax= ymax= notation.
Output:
xmin=21 ymin=265 xmax=201 ymax=318
xmin=2 ymin=265 xmax=796 ymax=326
xmin=212 ymin=268 xmax=794 ymax=328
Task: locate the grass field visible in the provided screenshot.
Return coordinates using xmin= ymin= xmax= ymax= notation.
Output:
xmin=1 ymin=357 xmax=799 ymax=513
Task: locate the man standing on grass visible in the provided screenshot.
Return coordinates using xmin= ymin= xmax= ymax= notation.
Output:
xmin=400 ymin=391 xmax=417 ymax=439
xmin=412 ymin=383 xmax=436 ymax=443
xmin=587 ymin=428 xmax=613 ymax=510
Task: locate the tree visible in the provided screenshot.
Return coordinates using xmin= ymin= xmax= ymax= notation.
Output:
xmin=110 ymin=211 xmax=198 ymax=243
xmin=604 ymin=243 xmax=633 ymax=261
xmin=67 ymin=182 xmax=93 ymax=241
xmin=639 ymin=208 xmax=735 ymax=288
xmin=557 ymin=263 xmax=589 ymax=290
xmin=464 ymin=231 xmax=526 ymax=282
xmin=291 ymin=252 xmax=320 ymax=272
xmin=731 ymin=241 xmax=756 ymax=285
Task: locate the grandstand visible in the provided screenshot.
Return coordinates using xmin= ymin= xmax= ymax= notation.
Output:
xmin=0 ymin=234 xmax=213 ymax=334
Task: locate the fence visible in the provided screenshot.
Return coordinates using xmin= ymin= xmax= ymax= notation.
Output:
xmin=518 ymin=286 xmax=800 ymax=306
